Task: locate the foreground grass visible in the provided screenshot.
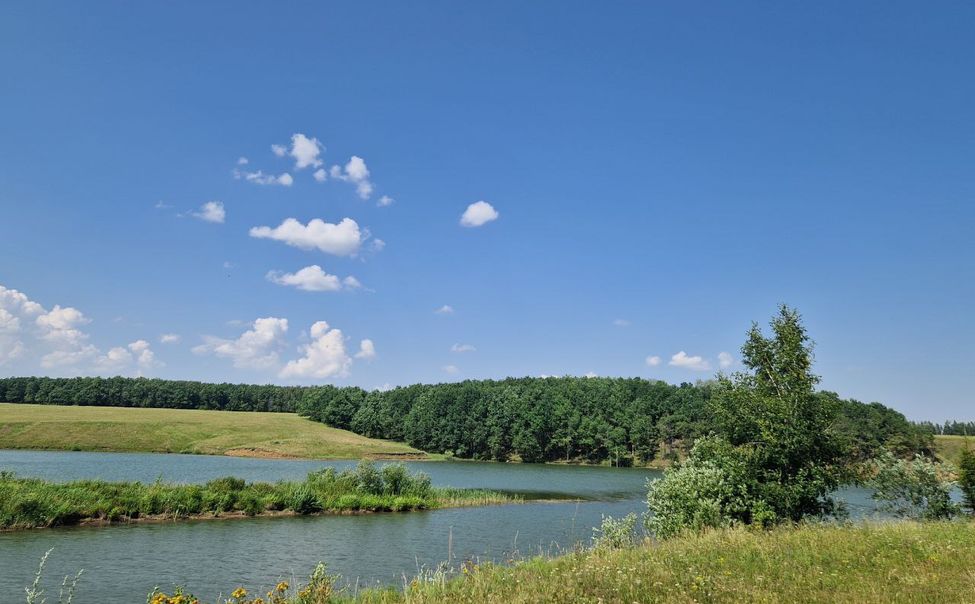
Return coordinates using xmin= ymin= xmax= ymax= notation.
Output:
xmin=142 ymin=521 xmax=975 ymax=604
xmin=0 ymin=463 xmax=517 ymax=530
xmin=0 ymin=403 xmax=424 ymax=459
xmin=934 ymin=434 xmax=971 ymax=466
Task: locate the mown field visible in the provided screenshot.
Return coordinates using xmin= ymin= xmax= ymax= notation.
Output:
xmin=934 ymin=434 xmax=971 ymax=465
xmin=337 ymin=521 xmax=975 ymax=604
xmin=0 ymin=403 xmax=425 ymax=460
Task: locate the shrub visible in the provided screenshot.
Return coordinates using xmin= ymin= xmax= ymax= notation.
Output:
xmin=867 ymin=450 xmax=959 ymax=520
xmin=287 ymin=486 xmax=321 ymax=515
xmin=592 ymin=513 xmax=639 ymax=549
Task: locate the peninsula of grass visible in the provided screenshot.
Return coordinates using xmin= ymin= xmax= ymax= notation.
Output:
xmin=0 ymin=403 xmax=425 ymax=460
xmin=0 ymin=462 xmax=518 ymax=530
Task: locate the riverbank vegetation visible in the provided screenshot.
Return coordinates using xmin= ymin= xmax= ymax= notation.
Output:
xmin=0 ymin=462 xmax=515 ymax=530
xmin=0 ymin=404 xmax=424 ymax=459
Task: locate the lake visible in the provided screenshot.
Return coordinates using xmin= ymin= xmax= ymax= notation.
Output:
xmin=0 ymin=450 xmax=879 ymax=603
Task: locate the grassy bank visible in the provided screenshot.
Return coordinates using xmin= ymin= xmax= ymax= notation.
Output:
xmin=148 ymin=521 xmax=974 ymax=604
xmin=934 ymin=434 xmax=971 ymax=465
xmin=0 ymin=462 xmax=517 ymax=530
xmin=0 ymin=403 xmax=424 ymax=459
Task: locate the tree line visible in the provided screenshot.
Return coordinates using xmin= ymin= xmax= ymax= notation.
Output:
xmin=913 ymin=420 xmax=975 ymax=436
xmin=0 ymin=374 xmax=931 ymax=465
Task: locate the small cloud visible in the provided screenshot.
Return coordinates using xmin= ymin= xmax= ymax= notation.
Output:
xmin=154 ymin=200 xmax=172 ymax=210
xmin=288 ymin=133 xmax=324 ymax=170
xmin=223 ymin=261 xmax=235 ymax=269
xmin=718 ymin=351 xmax=735 ymax=369
xmin=613 ymin=319 xmax=630 ymax=327
xmin=313 ymin=168 xmax=327 ymax=183
xmin=434 ymin=305 xmax=454 ymax=315
xmin=266 ymin=265 xmax=361 ymax=292
xmin=370 ymin=238 xmax=386 ymax=253
xmin=235 ymin=169 xmax=293 ymax=186
xmin=192 ymin=201 xmax=225 ymax=224
xmin=354 ymin=339 xmax=376 ymax=360
xmin=249 ymin=217 xmax=364 ymax=257
xmin=442 ymin=364 xmax=459 ymax=374
xmin=271 ymin=144 xmax=287 ymax=157
xmin=160 ymin=334 xmax=181 ymax=344
xmin=329 ymin=156 xmax=374 ymax=199
xmin=584 ymin=371 xmax=598 ymax=378
xmin=460 ymin=201 xmax=499 ymax=227
xmin=451 ymin=343 xmax=476 ymax=353
xmin=278 ymin=320 xmax=351 ymax=379
xmin=377 ymin=195 xmax=394 ymax=207
xmin=645 ymin=355 xmax=661 ymax=367
xmin=669 ymin=351 xmax=711 ymax=371
xmin=237 ymin=157 xmax=249 ymax=165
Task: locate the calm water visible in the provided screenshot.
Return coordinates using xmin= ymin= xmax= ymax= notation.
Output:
xmin=0 ymin=450 xmax=878 ymax=603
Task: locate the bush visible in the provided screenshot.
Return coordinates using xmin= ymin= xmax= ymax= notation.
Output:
xmin=592 ymin=513 xmax=639 ymax=549
xmin=645 ymin=436 xmax=752 ymax=539
xmin=867 ymin=450 xmax=959 ymax=520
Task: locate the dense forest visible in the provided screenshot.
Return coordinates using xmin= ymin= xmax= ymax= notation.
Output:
xmin=0 ymin=375 xmax=931 ymax=465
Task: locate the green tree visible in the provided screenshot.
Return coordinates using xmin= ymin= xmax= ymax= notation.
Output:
xmin=958 ymin=444 xmax=975 ymax=515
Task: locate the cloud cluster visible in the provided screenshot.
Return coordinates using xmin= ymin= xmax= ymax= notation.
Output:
xmin=234 ymin=170 xmax=293 ymax=186
xmin=192 ymin=316 xmax=375 ymax=381
xmin=451 ymin=343 xmax=476 ymax=353
xmin=0 ymin=284 xmax=159 ymax=375
xmin=192 ymin=317 xmax=288 ymax=370
xmin=249 ymin=217 xmax=364 ymax=256
xmin=328 ymin=156 xmax=374 ymax=199
xmin=266 ymin=265 xmax=363 ymax=292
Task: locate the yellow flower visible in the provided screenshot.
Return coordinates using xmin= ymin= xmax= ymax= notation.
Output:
xmin=231 ymin=587 xmax=247 ymax=599
xmin=275 ymin=581 xmax=289 ymax=592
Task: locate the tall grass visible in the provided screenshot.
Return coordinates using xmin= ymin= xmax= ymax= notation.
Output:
xmin=0 ymin=463 xmax=519 ymax=530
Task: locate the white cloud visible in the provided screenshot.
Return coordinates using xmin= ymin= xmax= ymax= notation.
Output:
xmin=313 ymin=168 xmax=327 ymax=183
xmin=442 ymin=364 xmax=459 ymax=374
xmin=645 ymin=355 xmax=661 ymax=367
xmin=0 ymin=339 xmax=25 ymax=365
xmin=451 ymin=343 xmax=476 ymax=353
xmin=36 ymin=305 xmax=91 ymax=346
xmin=329 ymin=156 xmax=374 ymax=199
xmin=237 ymin=157 xmax=249 ymax=165
xmin=266 ymin=265 xmax=362 ymax=293
xmin=377 ymin=195 xmax=394 ymax=207
xmin=460 ymin=201 xmax=499 ymax=227
xmin=279 ymin=321 xmax=351 ymax=379
xmin=289 ymin=133 xmax=323 ymax=170
xmin=154 ymin=200 xmax=172 ymax=210
xmin=435 ymin=305 xmax=454 ymax=314
xmin=718 ymin=351 xmax=735 ymax=369
xmin=669 ymin=351 xmax=711 ymax=371
xmin=235 ymin=169 xmax=293 ymax=186
xmin=249 ymin=217 xmax=364 ymax=256
xmin=192 ymin=201 xmax=225 ymax=224
xmin=370 ymin=239 xmax=385 ymax=252
xmin=160 ymin=333 xmax=181 ymax=344
xmin=355 ymin=339 xmax=376 ymax=360
xmin=271 ymin=144 xmax=287 ymax=157
xmin=0 ymin=308 xmax=20 ymax=333
xmin=613 ymin=319 xmax=631 ymax=327
xmin=193 ymin=317 xmax=288 ymax=370
xmin=95 ymin=346 xmax=133 ymax=372
xmin=584 ymin=371 xmax=598 ymax=378
xmin=128 ymin=339 xmax=157 ymax=369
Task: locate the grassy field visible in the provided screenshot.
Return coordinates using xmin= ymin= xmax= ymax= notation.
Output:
xmin=0 ymin=403 xmax=425 ymax=460
xmin=934 ymin=434 xmax=971 ymax=465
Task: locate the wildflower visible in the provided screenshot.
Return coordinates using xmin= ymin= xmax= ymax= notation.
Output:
xmin=231 ymin=587 xmax=247 ymax=599
xmin=276 ymin=581 xmax=289 ymax=592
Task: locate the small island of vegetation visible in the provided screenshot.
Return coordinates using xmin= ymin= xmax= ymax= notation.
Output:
xmin=0 ymin=461 xmax=518 ymax=531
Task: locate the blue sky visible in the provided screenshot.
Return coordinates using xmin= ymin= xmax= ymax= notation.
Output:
xmin=1 ymin=2 xmax=973 ymax=420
